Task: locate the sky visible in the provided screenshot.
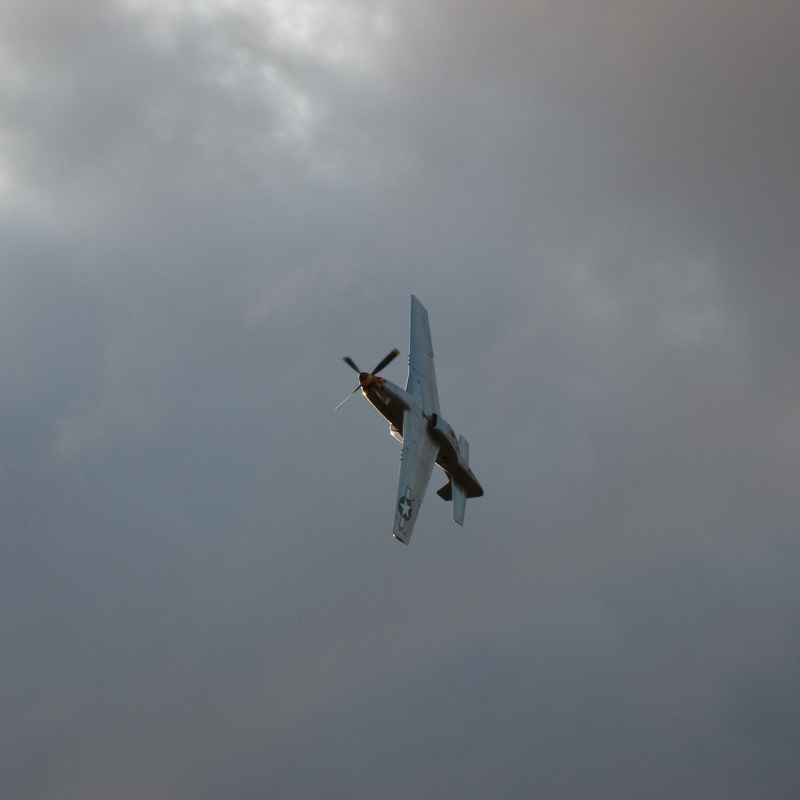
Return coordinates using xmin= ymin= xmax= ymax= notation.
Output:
xmin=1 ymin=0 xmax=800 ymax=796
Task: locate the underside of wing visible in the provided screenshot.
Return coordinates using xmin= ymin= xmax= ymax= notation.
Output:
xmin=405 ymin=295 xmax=440 ymax=417
xmin=393 ymin=407 xmax=439 ymax=544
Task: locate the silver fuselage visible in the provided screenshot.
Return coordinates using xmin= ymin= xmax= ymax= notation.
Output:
xmin=362 ymin=379 xmax=484 ymax=500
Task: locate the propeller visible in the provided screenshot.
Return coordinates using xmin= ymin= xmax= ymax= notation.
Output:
xmin=335 ymin=385 xmax=361 ymax=411
xmin=370 ymin=349 xmax=400 ymax=376
xmin=336 ymin=348 xmax=400 ymax=410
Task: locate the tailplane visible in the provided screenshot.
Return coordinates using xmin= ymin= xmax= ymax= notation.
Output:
xmin=434 ymin=436 xmax=474 ymax=525
xmin=452 ymin=435 xmax=469 ymax=525
xmin=452 ymin=480 xmax=466 ymax=525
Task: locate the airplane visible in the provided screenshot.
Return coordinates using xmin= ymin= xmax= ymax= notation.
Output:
xmin=337 ymin=295 xmax=483 ymax=544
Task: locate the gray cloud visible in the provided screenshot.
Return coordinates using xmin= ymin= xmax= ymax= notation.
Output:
xmin=238 ymin=543 xmax=800 ymax=799
xmin=1 ymin=0 xmax=799 ymax=796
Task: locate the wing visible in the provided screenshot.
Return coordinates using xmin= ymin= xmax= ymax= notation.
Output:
xmin=405 ymin=295 xmax=440 ymax=416
xmin=393 ymin=407 xmax=439 ymax=544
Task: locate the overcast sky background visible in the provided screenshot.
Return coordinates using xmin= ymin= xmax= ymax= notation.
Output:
xmin=2 ymin=0 xmax=800 ymax=797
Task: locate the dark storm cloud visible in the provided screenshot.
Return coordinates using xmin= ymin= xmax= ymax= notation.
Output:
xmin=2 ymin=0 xmax=800 ymax=797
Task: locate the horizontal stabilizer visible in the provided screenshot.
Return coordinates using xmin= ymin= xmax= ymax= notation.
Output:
xmin=436 ymin=475 xmax=467 ymax=525
xmin=452 ymin=479 xmax=466 ymax=526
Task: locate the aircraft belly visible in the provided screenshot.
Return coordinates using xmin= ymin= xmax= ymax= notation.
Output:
xmin=365 ymin=381 xmax=411 ymax=431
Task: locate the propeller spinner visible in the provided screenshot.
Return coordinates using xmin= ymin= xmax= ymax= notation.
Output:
xmin=336 ymin=348 xmax=399 ymax=410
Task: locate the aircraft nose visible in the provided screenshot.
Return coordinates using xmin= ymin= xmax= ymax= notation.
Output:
xmin=358 ymin=372 xmax=373 ymax=387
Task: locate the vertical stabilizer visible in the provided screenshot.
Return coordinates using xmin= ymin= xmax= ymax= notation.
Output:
xmin=458 ymin=435 xmax=469 ymax=464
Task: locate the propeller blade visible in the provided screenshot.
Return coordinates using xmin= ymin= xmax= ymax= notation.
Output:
xmin=343 ymin=356 xmax=360 ymax=373
xmin=335 ymin=385 xmax=361 ymax=411
xmin=371 ymin=348 xmax=400 ymax=376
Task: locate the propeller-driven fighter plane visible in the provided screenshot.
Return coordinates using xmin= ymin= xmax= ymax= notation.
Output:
xmin=338 ymin=296 xmax=483 ymax=544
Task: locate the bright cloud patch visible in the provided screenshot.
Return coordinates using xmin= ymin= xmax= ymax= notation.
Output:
xmin=123 ymin=0 xmax=394 ymax=69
